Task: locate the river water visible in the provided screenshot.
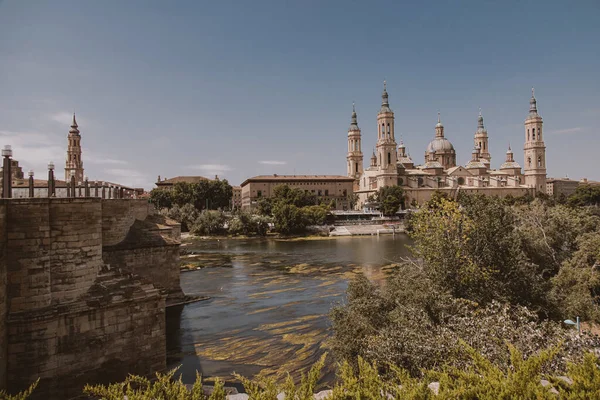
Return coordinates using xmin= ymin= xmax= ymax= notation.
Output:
xmin=166 ymin=235 xmax=412 ymax=385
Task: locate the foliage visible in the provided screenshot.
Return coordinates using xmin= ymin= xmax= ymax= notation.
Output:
xmin=375 ymin=185 xmax=405 ymax=215
xmin=256 ymin=198 xmax=273 ymax=216
xmin=170 ymin=180 xmax=233 ymax=211
xmin=233 ymin=354 xmax=326 ymax=400
xmin=330 ymin=269 xmax=599 ymax=378
xmin=0 ymin=379 xmax=38 ymax=400
xmin=266 ymin=185 xmax=332 ymax=234
xmin=228 ymin=210 xmax=271 ymax=236
xmin=568 ymin=184 xmax=600 ymax=207
xmin=272 ymin=184 xmax=317 ymax=208
xmin=165 ymin=203 xmax=199 ymax=232
xmin=82 ymin=367 xmax=223 ymax=400
xmin=332 ymin=192 xmax=600 ymax=382
xmin=149 ymin=188 xmax=173 ymax=210
xmin=190 ymin=210 xmax=228 ymax=236
xmin=272 ymin=203 xmax=306 ymax=234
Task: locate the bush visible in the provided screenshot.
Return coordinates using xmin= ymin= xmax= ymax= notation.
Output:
xmin=190 ymin=210 xmax=227 ymax=235
xmin=165 ymin=203 xmax=199 ymax=232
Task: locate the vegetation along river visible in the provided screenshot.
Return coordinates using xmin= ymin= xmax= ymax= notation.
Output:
xmin=166 ymin=235 xmax=412 ymax=385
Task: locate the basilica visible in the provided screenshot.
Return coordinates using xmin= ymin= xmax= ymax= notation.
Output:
xmin=346 ymin=83 xmax=547 ymax=208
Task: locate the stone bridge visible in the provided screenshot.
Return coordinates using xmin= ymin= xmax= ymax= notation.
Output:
xmin=0 ymin=198 xmax=182 ymax=398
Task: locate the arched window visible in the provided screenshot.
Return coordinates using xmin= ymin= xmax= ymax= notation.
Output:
xmin=379 ymin=154 xmax=381 ymax=165
xmin=398 ymin=178 xmax=404 ymax=185
xmin=458 ymin=177 xmax=465 ymax=185
xmin=483 ymin=142 xmax=486 ymax=150
xmin=532 ymin=128 xmax=535 ymax=140
xmin=387 ymin=123 xmax=390 ymax=137
xmin=538 ymin=128 xmax=541 ymax=140
xmin=355 ymin=163 xmax=358 ymax=173
xmin=388 ymin=152 xmax=391 ymax=164
xmin=537 ymin=156 xmax=542 ymax=167
xmin=528 ymin=157 xmax=532 ymax=167
xmin=527 ymin=129 xmax=530 ymax=141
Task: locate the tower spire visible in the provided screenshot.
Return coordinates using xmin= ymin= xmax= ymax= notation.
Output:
xmin=529 ymin=87 xmax=538 ymax=114
xmin=381 ymin=80 xmax=389 ymax=107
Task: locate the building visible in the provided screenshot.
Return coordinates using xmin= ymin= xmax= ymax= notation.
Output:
xmin=347 ymin=84 xmax=546 ymax=208
xmin=240 ymin=175 xmax=355 ymax=210
xmin=1 ymin=114 xmax=137 ymax=199
xmin=546 ymin=178 xmax=579 ymax=198
xmin=232 ymin=186 xmax=242 ymax=209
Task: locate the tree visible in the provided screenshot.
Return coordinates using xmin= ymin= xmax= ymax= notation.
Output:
xmin=272 ymin=203 xmax=306 ymax=234
xmin=149 ymin=188 xmax=173 ymax=210
xmin=375 ymin=185 xmax=405 ymax=216
xmin=568 ymin=184 xmax=600 ymax=207
xmin=171 ymin=182 xmax=195 ymax=207
xmin=190 ymin=210 xmax=227 ymax=235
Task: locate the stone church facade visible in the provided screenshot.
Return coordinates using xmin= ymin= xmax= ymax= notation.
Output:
xmin=347 ymin=84 xmax=544 ymax=208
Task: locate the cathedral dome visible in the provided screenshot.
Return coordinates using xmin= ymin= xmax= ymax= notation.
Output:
xmin=426 ymin=137 xmax=455 ymax=153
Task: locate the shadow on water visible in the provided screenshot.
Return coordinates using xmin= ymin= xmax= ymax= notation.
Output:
xmin=167 ymin=235 xmax=412 ymax=386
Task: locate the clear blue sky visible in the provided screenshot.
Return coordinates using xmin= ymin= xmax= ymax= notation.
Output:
xmin=1 ymin=0 xmax=598 ymax=189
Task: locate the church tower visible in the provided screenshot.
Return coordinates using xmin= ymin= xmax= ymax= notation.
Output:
xmin=346 ymin=103 xmax=364 ymax=179
xmin=474 ymin=108 xmax=491 ymax=167
xmin=523 ymin=88 xmax=546 ymax=194
xmin=65 ymin=113 xmax=84 ymax=182
xmin=375 ymin=81 xmax=398 ymax=187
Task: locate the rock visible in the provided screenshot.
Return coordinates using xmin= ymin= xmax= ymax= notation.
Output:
xmin=314 ymin=389 xmax=332 ymax=399
xmin=227 ymin=394 xmax=249 ymax=400
xmin=540 ymin=379 xmax=552 ymax=387
xmin=557 ymin=376 xmax=573 ymax=385
xmin=277 ymin=392 xmax=285 ymax=400
xmin=428 ymin=382 xmax=440 ymax=395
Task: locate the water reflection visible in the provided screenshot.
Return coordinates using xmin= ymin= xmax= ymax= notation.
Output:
xmin=168 ymin=235 xmax=412 ymax=384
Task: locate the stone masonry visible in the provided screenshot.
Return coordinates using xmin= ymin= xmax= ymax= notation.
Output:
xmin=0 ymin=198 xmax=182 ymax=398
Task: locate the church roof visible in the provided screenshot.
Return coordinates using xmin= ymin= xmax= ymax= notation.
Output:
xmin=466 ymin=160 xmax=487 ymax=169
xmin=500 ymin=161 xmax=521 ymax=169
xmin=426 ymin=137 xmax=455 ymax=153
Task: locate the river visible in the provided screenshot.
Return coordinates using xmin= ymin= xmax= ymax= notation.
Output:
xmin=166 ymin=235 xmax=412 ymax=385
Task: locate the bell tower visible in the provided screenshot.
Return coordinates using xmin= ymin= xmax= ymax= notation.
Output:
xmin=65 ymin=113 xmax=84 ymax=182
xmin=474 ymin=108 xmax=491 ymax=167
xmin=523 ymin=88 xmax=546 ymax=194
xmin=375 ymin=81 xmax=398 ymax=187
xmin=346 ymin=103 xmax=363 ymax=179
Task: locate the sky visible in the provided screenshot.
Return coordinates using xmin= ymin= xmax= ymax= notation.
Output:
xmin=1 ymin=0 xmax=599 ymax=189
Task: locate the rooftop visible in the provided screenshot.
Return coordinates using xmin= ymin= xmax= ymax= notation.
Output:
xmin=156 ymin=176 xmax=211 ymax=185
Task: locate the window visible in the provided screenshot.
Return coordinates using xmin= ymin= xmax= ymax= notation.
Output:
xmin=355 ymin=163 xmax=358 ymax=173
xmin=387 ymin=152 xmax=391 ymax=164
xmin=318 ymin=190 xmax=322 ymax=196
xmin=257 ymin=190 xmax=262 ymax=198
xmin=527 ymin=129 xmax=530 ymax=140
xmin=387 ymin=123 xmax=390 ymax=137
xmin=532 ymin=128 xmax=535 ymax=140
xmin=528 ymin=157 xmax=532 ymax=167
xmin=458 ymin=177 xmax=465 ymax=185
xmin=342 ymin=189 xmax=347 ymax=196
xmin=537 ymin=156 xmax=542 ymax=167
xmin=325 ymin=190 xmax=329 ymax=196
xmin=483 ymin=142 xmax=486 ymax=150
xmin=398 ymin=178 xmax=404 ymax=185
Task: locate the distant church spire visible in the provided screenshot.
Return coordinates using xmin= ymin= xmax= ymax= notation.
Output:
xmin=529 ymin=87 xmax=538 ymax=114
xmin=381 ymin=80 xmax=389 ymax=107
xmin=349 ymin=102 xmax=359 ymax=131
xmin=69 ymin=112 xmax=79 ymax=134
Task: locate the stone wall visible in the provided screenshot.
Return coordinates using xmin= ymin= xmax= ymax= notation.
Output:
xmin=7 ymin=273 xmax=165 ymax=399
xmin=0 ymin=202 xmax=7 ymax=389
xmin=102 ymin=215 xmax=184 ymax=303
xmin=0 ymin=198 xmax=176 ymax=397
xmin=101 ymin=200 xmax=153 ymax=246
